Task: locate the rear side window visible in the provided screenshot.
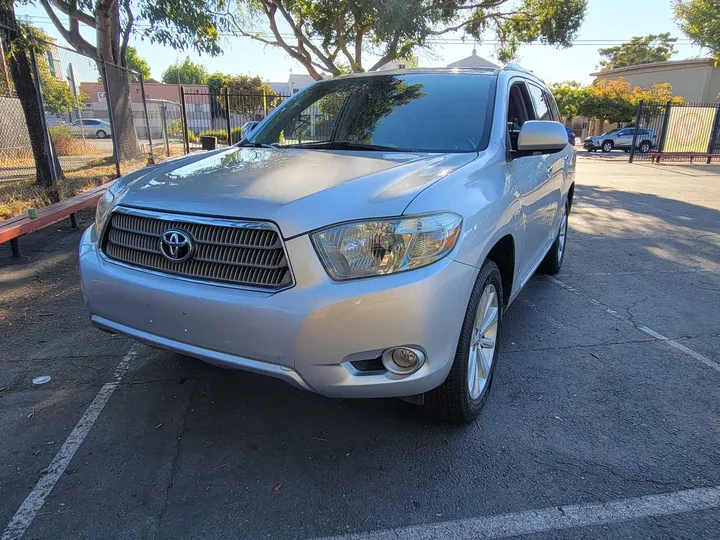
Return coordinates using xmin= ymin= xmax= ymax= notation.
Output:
xmin=545 ymin=91 xmax=561 ymax=121
xmin=527 ymin=83 xmax=550 ymax=120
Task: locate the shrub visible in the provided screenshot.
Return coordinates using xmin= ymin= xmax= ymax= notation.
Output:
xmin=48 ymin=125 xmax=74 ymax=156
xmin=199 ymin=129 xmax=228 ymax=143
xmin=231 ymin=127 xmax=244 ymax=143
xmin=167 ymin=119 xmax=184 ymax=137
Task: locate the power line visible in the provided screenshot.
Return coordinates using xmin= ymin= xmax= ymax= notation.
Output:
xmin=20 ymin=15 xmax=695 ymax=47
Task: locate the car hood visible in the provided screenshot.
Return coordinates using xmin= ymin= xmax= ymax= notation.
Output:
xmin=115 ymin=146 xmax=476 ymax=237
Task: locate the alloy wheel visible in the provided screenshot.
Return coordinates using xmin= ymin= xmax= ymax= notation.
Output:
xmin=467 ymin=283 xmax=499 ymax=400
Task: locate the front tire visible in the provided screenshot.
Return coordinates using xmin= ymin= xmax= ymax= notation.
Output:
xmin=639 ymin=141 xmax=651 ymax=153
xmin=425 ymin=260 xmax=502 ymax=424
xmin=538 ymin=202 xmax=569 ymax=274
xmin=602 ymin=141 xmax=613 ymax=153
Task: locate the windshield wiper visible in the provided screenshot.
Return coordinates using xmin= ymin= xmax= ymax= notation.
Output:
xmin=279 ymin=141 xmax=413 ymax=152
xmin=236 ymin=141 xmax=277 ymax=149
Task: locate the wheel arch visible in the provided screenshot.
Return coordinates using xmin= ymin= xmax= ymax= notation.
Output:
xmin=485 ymin=234 xmax=515 ymax=309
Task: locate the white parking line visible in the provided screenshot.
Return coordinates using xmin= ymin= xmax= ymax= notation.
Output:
xmin=314 ymin=485 xmax=720 ymax=540
xmin=1 ymin=344 xmax=142 ymax=540
xmin=545 ymin=275 xmax=720 ymax=373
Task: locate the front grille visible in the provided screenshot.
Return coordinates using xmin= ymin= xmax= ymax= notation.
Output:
xmin=102 ymin=209 xmax=293 ymax=290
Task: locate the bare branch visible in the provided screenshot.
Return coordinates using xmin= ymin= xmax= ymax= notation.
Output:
xmin=39 ymin=0 xmax=97 ymax=57
xmin=429 ymin=10 xmax=521 ymax=36
xmin=120 ymin=0 xmax=134 ymax=63
xmin=48 ymin=0 xmax=96 ymax=28
xmin=261 ymin=2 xmax=324 ymax=80
xmin=368 ymin=35 xmax=399 ymax=71
xmin=270 ymin=0 xmax=340 ymax=75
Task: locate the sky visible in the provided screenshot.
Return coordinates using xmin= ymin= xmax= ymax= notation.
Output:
xmin=16 ymin=0 xmax=707 ymax=86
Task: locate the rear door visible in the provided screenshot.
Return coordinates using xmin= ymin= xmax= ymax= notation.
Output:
xmin=614 ymin=128 xmax=634 ymax=148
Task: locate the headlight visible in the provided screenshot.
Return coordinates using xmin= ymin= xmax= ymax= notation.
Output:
xmin=94 ymin=187 xmax=116 ymax=230
xmin=311 ymin=212 xmax=462 ymax=280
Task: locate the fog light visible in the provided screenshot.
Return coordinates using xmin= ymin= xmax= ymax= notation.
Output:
xmin=382 ymin=347 xmax=426 ymax=375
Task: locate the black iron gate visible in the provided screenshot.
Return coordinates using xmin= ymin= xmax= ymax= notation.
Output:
xmin=179 ymin=88 xmax=289 ymax=152
xmin=630 ymin=100 xmax=720 ymax=163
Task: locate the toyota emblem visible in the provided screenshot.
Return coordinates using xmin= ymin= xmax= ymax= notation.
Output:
xmin=160 ymin=229 xmax=194 ymax=263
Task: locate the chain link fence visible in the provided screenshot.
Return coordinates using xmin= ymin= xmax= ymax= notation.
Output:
xmin=0 ymin=18 xmax=301 ymax=222
xmin=0 ymin=24 xmax=161 ymax=219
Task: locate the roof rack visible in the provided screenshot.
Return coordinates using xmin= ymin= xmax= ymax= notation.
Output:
xmin=502 ymin=63 xmax=544 ymax=82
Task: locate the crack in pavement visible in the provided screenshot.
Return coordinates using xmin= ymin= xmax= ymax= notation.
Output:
xmin=154 ymin=378 xmax=198 ymax=537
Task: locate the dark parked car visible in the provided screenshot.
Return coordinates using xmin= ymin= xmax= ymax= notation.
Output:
xmin=565 ymin=127 xmax=576 ymax=145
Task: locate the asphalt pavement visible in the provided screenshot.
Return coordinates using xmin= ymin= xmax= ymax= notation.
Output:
xmin=1 ymin=157 xmax=719 ymax=539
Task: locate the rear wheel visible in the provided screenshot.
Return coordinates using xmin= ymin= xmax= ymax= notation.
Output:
xmin=96 ymin=129 xmax=107 ymax=139
xmin=538 ymin=202 xmax=568 ymax=274
xmin=601 ymin=141 xmax=613 ymax=153
xmin=425 ymin=260 xmax=502 ymax=424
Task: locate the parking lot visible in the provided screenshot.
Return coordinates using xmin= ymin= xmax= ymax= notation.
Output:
xmin=1 ymin=157 xmax=719 ymax=539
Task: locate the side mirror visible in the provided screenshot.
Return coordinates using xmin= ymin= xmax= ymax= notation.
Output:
xmin=242 ymin=121 xmax=259 ymax=137
xmin=517 ymin=121 xmax=568 ymax=153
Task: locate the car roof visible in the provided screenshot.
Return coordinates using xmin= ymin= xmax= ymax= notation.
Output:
xmin=312 ymin=65 xmax=546 ymax=87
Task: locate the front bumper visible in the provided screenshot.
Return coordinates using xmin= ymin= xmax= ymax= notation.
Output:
xmin=583 ymin=140 xmax=599 ymax=149
xmin=79 ymin=226 xmax=477 ymax=398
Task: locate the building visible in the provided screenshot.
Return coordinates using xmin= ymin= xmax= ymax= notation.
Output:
xmin=378 ymin=56 xmax=419 ymax=71
xmin=269 ymin=73 xmax=316 ymax=95
xmin=447 ymin=49 xmax=499 ymax=69
xmin=590 ymin=58 xmax=720 ymax=103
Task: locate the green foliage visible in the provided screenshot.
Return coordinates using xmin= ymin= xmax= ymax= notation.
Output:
xmin=198 ymin=128 xmax=245 ymax=143
xmin=548 ymin=81 xmax=585 ymax=120
xmin=125 ymin=46 xmax=151 ymax=81
xmin=203 ymin=73 xmax=281 ymax=118
xmin=598 ymin=33 xmax=678 ymax=70
xmin=674 ymin=0 xmax=720 ymax=58
xmin=8 ymin=24 xmax=88 ymax=115
xmin=161 ymin=57 xmax=207 ymax=84
xmin=235 ymin=0 xmax=587 ymax=77
xmin=199 ymin=129 xmax=229 ymax=142
xmin=551 ymin=78 xmax=683 ymax=124
xmin=166 ymin=118 xmax=197 ymax=142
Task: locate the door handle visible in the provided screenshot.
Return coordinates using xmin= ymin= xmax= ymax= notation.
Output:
xmin=546 ymin=166 xmax=553 ymax=177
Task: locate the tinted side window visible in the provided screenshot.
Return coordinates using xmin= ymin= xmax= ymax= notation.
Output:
xmin=527 ymin=83 xmax=550 ymax=120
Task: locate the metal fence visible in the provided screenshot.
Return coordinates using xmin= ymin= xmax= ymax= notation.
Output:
xmin=630 ymin=100 xmax=720 ymax=163
xmin=0 ymin=18 xmax=333 ymax=220
xmin=180 ymin=89 xmax=290 ymax=151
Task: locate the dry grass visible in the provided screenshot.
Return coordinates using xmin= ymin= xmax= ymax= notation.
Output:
xmin=0 ymin=144 xmax=188 ymax=221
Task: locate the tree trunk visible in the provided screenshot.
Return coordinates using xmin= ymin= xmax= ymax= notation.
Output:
xmin=95 ymin=0 xmax=141 ymax=161
xmin=0 ymin=0 xmax=61 ymax=191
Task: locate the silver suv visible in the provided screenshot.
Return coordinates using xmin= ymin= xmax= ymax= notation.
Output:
xmin=584 ymin=127 xmax=657 ymax=153
xmin=81 ymin=66 xmax=575 ymax=423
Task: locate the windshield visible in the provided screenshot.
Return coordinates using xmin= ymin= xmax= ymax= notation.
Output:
xmin=247 ymin=73 xmax=496 ymax=153
xmin=600 ymin=129 xmax=620 ymax=137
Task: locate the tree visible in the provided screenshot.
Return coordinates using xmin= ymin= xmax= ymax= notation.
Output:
xmin=0 ymin=6 xmax=57 ymax=188
xmin=125 ymin=45 xmax=150 ymax=81
xmin=674 ymin=0 xmax=720 ymax=59
xmin=579 ymin=78 xmax=681 ymax=124
xmin=161 ymin=57 xmax=207 ymax=84
xmin=598 ymin=33 xmax=677 ymax=70
xmin=36 ymin=0 xmax=234 ymax=161
xmin=234 ymin=0 xmax=588 ymax=80
xmin=548 ymin=81 xmax=586 ymax=120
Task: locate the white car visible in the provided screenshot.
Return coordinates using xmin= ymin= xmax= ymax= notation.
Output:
xmin=70 ymin=118 xmax=112 ymax=139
